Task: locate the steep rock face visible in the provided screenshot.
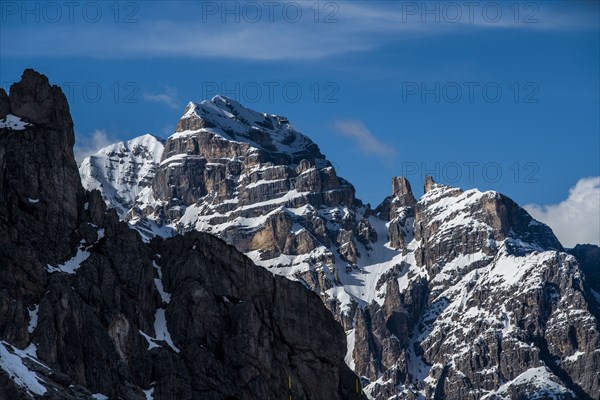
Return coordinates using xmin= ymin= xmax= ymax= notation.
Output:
xmin=0 ymin=69 xmax=84 ymax=267
xmin=134 ymin=97 xmax=357 ymax=250
xmin=79 ymin=97 xmax=600 ymax=399
xmin=0 ymin=70 xmax=364 ymax=400
xmin=153 ymin=232 xmax=362 ymax=400
xmin=568 ymin=244 xmax=600 ymax=293
xmin=78 ymin=98 xmax=364 ymax=267
xmin=0 ymin=70 xmax=85 ymax=355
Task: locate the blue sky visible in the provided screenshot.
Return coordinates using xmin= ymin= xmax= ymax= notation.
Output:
xmin=1 ymin=1 xmax=599 ymax=239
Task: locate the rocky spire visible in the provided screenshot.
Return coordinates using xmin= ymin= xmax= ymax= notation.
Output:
xmin=423 ymin=175 xmax=436 ymax=193
xmin=8 ymin=69 xmax=73 ymax=129
xmin=0 ymin=69 xmax=83 ymax=266
xmin=391 ymin=176 xmax=417 ymax=207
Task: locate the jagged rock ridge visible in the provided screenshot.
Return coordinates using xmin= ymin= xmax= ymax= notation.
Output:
xmin=80 ymin=94 xmax=600 ymax=399
xmin=0 ymin=70 xmax=364 ymax=399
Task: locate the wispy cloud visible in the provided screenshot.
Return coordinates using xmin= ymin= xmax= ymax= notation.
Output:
xmin=144 ymin=87 xmax=180 ymax=109
xmin=2 ymin=2 xmax=596 ymax=60
xmin=161 ymin=125 xmax=175 ymax=136
xmin=335 ymin=120 xmax=397 ymax=162
xmin=339 ymin=1 xmax=600 ymax=32
xmin=73 ymin=130 xmax=115 ymax=163
xmin=525 ymin=177 xmax=600 ymax=247
xmin=0 ymin=19 xmax=371 ymax=61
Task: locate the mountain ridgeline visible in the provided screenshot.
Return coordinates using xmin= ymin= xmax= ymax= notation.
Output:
xmin=1 ymin=69 xmax=598 ymax=400
xmin=0 ymin=70 xmax=365 ymax=399
xmin=80 ymin=86 xmax=600 ymax=399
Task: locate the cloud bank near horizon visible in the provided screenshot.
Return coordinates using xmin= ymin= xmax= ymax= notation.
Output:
xmin=525 ymin=177 xmax=600 ymax=247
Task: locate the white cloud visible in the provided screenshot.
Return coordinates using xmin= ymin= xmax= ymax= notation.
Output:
xmin=525 ymin=177 xmax=600 ymax=247
xmin=73 ymin=130 xmax=114 ymax=163
xmin=2 ymin=3 xmax=595 ymax=60
xmin=334 ymin=120 xmax=396 ymax=161
xmin=1 ymin=19 xmax=371 ymax=61
xmin=144 ymin=87 xmax=180 ymax=110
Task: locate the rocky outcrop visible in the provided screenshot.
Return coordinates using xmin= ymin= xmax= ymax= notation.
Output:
xmin=0 ymin=70 xmax=364 ymax=400
xmin=376 ymin=176 xmax=417 ymax=250
xmin=8 ymin=69 xmax=72 ymax=128
xmin=0 ymin=69 xmax=83 ymax=266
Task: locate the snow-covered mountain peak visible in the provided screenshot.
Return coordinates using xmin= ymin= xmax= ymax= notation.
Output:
xmin=79 ymin=134 xmax=164 ymax=216
xmin=173 ymin=95 xmax=326 ymax=162
xmin=415 ymin=178 xmax=562 ymax=257
xmin=97 ymin=133 xmax=163 ymax=158
xmin=420 ymin=176 xmax=465 ymax=204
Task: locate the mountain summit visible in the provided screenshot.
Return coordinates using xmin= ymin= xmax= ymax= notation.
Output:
xmin=81 ymin=96 xmax=600 ymax=399
xmin=176 ymin=96 xmax=328 ymax=163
